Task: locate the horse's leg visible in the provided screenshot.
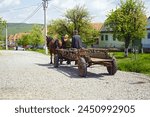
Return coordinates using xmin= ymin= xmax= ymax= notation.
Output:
xmin=50 ymin=52 xmax=53 ymax=64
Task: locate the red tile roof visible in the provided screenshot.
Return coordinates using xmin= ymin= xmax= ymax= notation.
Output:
xmin=91 ymin=23 xmax=103 ymax=30
xmin=8 ymin=32 xmax=30 ymax=41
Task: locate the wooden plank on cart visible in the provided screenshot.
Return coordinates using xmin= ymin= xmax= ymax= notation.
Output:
xmin=90 ymin=58 xmax=113 ymax=62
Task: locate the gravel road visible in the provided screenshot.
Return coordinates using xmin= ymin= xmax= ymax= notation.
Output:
xmin=0 ymin=50 xmax=150 ymax=99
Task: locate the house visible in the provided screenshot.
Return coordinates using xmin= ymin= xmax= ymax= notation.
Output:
xmin=8 ymin=32 xmax=29 ymax=46
xmin=91 ymin=23 xmax=103 ymax=31
xmin=99 ymin=24 xmax=124 ymax=49
xmin=142 ymin=16 xmax=150 ymax=52
xmin=99 ymin=17 xmax=150 ymax=51
xmin=8 ymin=34 xmax=15 ymax=46
xmin=91 ymin=23 xmax=103 ymax=47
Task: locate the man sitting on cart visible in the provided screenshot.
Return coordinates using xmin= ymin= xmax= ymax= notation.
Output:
xmin=71 ymin=30 xmax=83 ymax=65
xmin=71 ymin=30 xmax=82 ymax=49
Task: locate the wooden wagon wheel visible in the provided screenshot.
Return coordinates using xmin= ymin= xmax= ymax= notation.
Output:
xmin=54 ymin=54 xmax=59 ymax=68
xmin=78 ymin=57 xmax=87 ymax=77
xmin=107 ymin=57 xmax=117 ymax=75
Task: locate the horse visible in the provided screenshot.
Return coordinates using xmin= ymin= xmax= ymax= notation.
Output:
xmin=46 ymin=36 xmax=62 ymax=64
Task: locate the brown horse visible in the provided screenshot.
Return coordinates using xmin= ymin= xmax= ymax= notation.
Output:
xmin=46 ymin=36 xmax=62 ymax=64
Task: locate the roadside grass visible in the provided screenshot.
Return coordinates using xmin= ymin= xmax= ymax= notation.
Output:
xmin=113 ymin=52 xmax=150 ymax=76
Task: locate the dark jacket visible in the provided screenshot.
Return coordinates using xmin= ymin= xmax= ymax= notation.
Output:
xmin=71 ymin=35 xmax=82 ymax=49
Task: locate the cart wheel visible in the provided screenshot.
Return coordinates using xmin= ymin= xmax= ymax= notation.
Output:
xmin=54 ymin=54 xmax=59 ymax=68
xmin=60 ymin=59 xmax=63 ymax=64
xmin=66 ymin=59 xmax=71 ymax=64
xmin=107 ymin=57 xmax=117 ymax=75
xmin=78 ymin=57 xmax=87 ymax=77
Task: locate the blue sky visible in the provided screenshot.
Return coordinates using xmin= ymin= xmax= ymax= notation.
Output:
xmin=0 ymin=0 xmax=150 ymax=24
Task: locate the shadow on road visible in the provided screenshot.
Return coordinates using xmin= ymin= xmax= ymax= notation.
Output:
xmin=35 ymin=63 xmax=110 ymax=79
xmin=129 ymin=79 xmax=150 ymax=85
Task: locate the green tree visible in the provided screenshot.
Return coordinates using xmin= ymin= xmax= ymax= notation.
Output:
xmin=48 ymin=19 xmax=71 ymax=37
xmin=48 ymin=5 xmax=99 ymax=46
xmin=30 ymin=25 xmax=44 ymax=49
xmin=0 ymin=17 xmax=6 ymax=49
xmin=105 ymin=0 xmax=147 ymax=56
xmin=17 ymin=34 xmax=30 ymax=48
xmin=65 ymin=5 xmax=91 ymax=33
xmin=0 ymin=17 xmax=6 ymax=34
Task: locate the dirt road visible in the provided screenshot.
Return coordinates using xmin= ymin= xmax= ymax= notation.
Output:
xmin=0 ymin=50 xmax=150 ymax=99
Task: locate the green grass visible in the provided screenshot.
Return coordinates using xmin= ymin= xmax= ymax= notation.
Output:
xmin=113 ymin=52 xmax=150 ymax=76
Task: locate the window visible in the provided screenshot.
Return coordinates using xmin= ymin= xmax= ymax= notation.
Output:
xmin=105 ymin=35 xmax=108 ymax=41
xmin=148 ymin=33 xmax=150 ymax=39
xmin=101 ymin=35 xmax=104 ymax=41
xmin=113 ymin=35 xmax=116 ymax=41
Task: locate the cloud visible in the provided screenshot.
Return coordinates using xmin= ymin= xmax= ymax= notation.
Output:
xmin=0 ymin=0 xmax=21 ymax=8
xmin=47 ymin=0 xmax=120 ymax=23
xmin=50 ymin=0 xmax=83 ymax=11
xmin=85 ymin=0 xmax=119 ymax=22
xmin=0 ymin=0 xmax=150 ymax=23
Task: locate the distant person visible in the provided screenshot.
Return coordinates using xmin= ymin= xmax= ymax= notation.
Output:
xmin=71 ymin=30 xmax=82 ymax=49
xmin=15 ymin=39 xmax=18 ymax=50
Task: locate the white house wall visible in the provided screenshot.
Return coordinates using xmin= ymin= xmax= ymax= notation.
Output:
xmin=142 ymin=17 xmax=150 ymax=48
xmin=99 ymin=33 xmax=124 ymax=48
xmin=142 ymin=30 xmax=150 ymax=48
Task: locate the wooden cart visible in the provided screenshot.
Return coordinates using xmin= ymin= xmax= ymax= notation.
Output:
xmin=54 ymin=48 xmax=117 ymax=77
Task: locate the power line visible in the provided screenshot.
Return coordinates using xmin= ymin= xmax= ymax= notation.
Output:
xmin=21 ymin=3 xmax=42 ymax=23
xmin=50 ymin=4 xmax=64 ymax=14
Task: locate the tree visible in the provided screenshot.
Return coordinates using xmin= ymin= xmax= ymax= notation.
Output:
xmin=105 ymin=0 xmax=147 ymax=56
xmin=48 ymin=19 xmax=71 ymax=37
xmin=65 ymin=5 xmax=91 ymax=33
xmin=30 ymin=25 xmax=44 ymax=49
xmin=17 ymin=34 xmax=30 ymax=48
xmin=47 ymin=5 xmax=99 ymax=46
xmin=0 ymin=17 xmax=6 ymax=34
xmin=0 ymin=17 xmax=6 ymax=49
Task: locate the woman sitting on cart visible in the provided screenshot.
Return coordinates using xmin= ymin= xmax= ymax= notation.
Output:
xmin=60 ymin=34 xmax=71 ymax=64
xmin=61 ymin=34 xmax=71 ymax=49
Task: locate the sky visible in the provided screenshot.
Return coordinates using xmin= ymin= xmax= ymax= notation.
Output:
xmin=0 ymin=0 xmax=150 ymax=24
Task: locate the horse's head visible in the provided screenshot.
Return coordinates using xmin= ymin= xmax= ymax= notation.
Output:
xmin=46 ymin=36 xmax=53 ymax=46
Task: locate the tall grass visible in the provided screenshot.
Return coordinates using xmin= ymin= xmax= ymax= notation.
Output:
xmin=114 ymin=52 xmax=150 ymax=76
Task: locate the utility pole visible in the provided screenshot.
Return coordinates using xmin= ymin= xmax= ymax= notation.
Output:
xmin=5 ymin=24 xmax=8 ymax=50
xmin=42 ymin=0 xmax=49 ymax=54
